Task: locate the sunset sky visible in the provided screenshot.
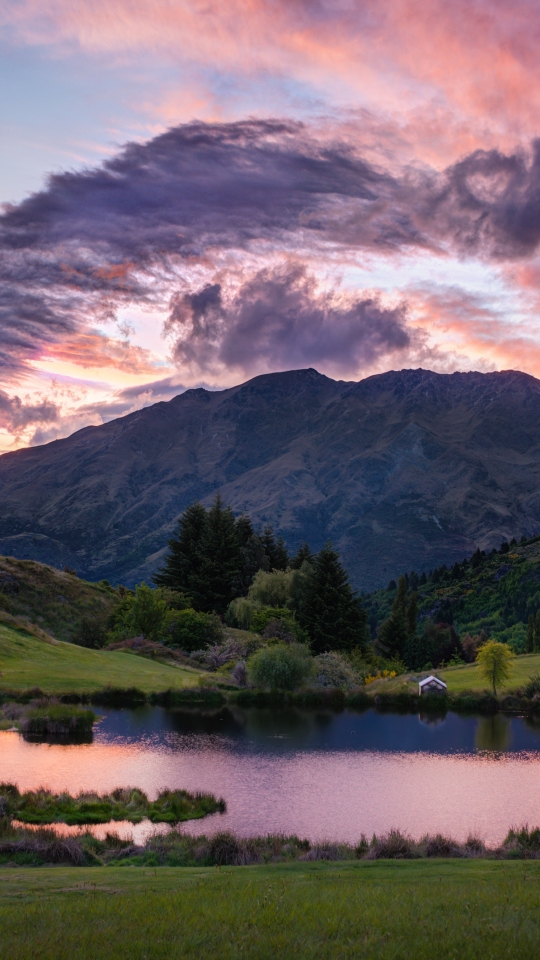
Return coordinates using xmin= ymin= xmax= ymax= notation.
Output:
xmin=2 ymin=0 xmax=540 ymax=450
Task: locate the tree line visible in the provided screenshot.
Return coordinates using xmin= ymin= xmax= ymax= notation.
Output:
xmin=154 ymin=496 xmax=368 ymax=654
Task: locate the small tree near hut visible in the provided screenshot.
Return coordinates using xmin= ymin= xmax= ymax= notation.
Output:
xmin=476 ymin=640 xmax=514 ymax=695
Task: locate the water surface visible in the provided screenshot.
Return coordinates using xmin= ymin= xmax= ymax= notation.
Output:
xmin=2 ymin=706 xmax=540 ymax=845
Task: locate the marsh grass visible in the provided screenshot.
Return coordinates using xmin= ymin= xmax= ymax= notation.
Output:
xmin=0 ymin=784 xmax=225 ymax=827
xmin=2 ymin=819 xmax=540 ymax=868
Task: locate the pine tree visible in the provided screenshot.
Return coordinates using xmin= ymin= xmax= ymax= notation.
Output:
xmin=300 ymin=543 xmax=368 ymax=654
xmin=196 ymin=495 xmax=242 ymax=614
xmin=235 ymin=515 xmax=254 ymax=548
xmin=260 ymin=526 xmax=289 ymax=570
xmin=406 ymin=591 xmax=418 ymax=637
xmin=153 ymin=501 xmax=207 ymax=596
xmin=291 ymin=542 xmax=313 ymax=569
xmin=377 ymin=576 xmax=408 ymax=660
xmin=234 ymin=533 xmax=268 ymax=595
xmin=527 ymin=614 xmax=534 ymax=653
xmin=535 ymin=610 xmax=540 ymax=653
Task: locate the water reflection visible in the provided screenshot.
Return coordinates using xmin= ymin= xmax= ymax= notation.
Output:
xmin=2 ymin=707 xmax=540 ymax=846
xmin=475 ymin=715 xmax=511 ymax=753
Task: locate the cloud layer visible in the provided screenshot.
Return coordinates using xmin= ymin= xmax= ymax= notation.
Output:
xmin=4 ymin=119 xmax=540 ymax=383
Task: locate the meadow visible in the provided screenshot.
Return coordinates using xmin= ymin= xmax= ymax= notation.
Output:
xmin=1 ymin=860 xmax=540 ymax=959
xmin=364 ymin=651 xmax=540 ymax=698
xmin=0 ymin=622 xmax=202 ymax=695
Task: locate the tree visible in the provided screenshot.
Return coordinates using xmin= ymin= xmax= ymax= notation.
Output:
xmin=260 ymin=526 xmax=289 ymax=571
xmin=535 ymin=611 xmax=540 ymax=653
xmin=160 ymin=608 xmax=223 ymax=651
xmin=378 ymin=576 xmax=408 ymax=660
xmin=476 ymin=641 xmax=514 ymax=695
xmin=290 ymin=542 xmax=313 ymax=569
xmin=112 ymin=583 xmax=168 ymax=641
xmin=153 ymin=502 xmax=207 ymax=596
xmin=300 ymin=543 xmax=368 ymax=654
xmin=196 ymin=495 xmax=241 ymax=614
xmin=234 ymin=533 xmax=268 ymax=595
xmin=406 ymin=591 xmax=418 ymax=637
xmin=527 ymin=614 xmax=535 ymax=654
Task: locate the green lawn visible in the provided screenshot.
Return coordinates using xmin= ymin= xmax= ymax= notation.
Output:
xmin=0 ymin=622 xmax=203 ymax=694
xmin=1 ymin=860 xmax=540 ymax=959
xmin=440 ymin=653 xmax=540 ymax=694
xmin=366 ymin=652 xmax=540 ymax=697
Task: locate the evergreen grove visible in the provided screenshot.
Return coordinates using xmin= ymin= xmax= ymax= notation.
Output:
xmin=152 ymin=496 xmax=369 ymax=654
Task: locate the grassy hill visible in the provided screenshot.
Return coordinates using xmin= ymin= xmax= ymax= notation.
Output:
xmin=363 ymin=533 xmax=540 ymax=651
xmin=0 ymin=556 xmax=119 ymax=643
xmin=364 ymin=652 xmax=540 ymax=698
xmin=0 ymin=621 xmax=202 ymax=695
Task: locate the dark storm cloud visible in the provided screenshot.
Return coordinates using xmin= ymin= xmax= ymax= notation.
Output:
xmin=167 ymin=262 xmax=411 ymax=374
xmin=0 ymin=390 xmax=58 ymax=433
xmin=3 ymin=119 xmax=540 ymax=376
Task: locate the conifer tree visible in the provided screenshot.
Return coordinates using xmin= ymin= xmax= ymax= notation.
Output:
xmin=527 ymin=614 xmax=535 ymax=654
xmin=291 ymin=542 xmax=313 ymax=569
xmin=406 ymin=591 xmax=418 ymax=637
xmin=259 ymin=526 xmax=289 ymax=570
xmin=378 ymin=576 xmax=408 ymax=660
xmin=300 ymin=543 xmax=368 ymax=654
xmin=153 ymin=501 xmax=207 ymax=596
xmin=535 ymin=610 xmax=540 ymax=653
xmin=196 ymin=495 xmax=241 ymax=614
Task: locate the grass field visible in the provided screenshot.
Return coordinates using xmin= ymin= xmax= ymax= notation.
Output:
xmin=365 ymin=652 xmax=540 ymax=697
xmin=0 ymin=622 xmax=203 ymax=694
xmin=1 ymin=860 xmax=540 ymax=959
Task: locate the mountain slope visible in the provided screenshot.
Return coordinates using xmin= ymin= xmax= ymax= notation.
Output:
xmin=364 ymin=535 xmax=540 ymax=649
xmin=1 ymin=367 xmax=540 ymax=590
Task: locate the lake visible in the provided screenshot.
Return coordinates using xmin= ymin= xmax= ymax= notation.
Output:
xmin=3 ymin=705 xmax=540 ymax=846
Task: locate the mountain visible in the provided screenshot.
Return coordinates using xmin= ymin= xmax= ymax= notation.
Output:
xmin=1 ymin=367 xmax=540 ymax=591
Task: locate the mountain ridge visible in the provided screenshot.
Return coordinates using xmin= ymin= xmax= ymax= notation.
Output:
xmin=1 ymin=366 xmax=540 ymax=590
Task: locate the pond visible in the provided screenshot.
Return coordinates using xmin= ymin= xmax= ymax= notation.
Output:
xmin=3 ymin=705 xmax=540 ymax=846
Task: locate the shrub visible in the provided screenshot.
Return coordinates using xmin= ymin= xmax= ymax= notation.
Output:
xmin=524 ymin=673 xmax=540 ymax=699
xmin=366 ymin=829 xmax=417 ymax=860
xmin=313 ymin=652 xmax=358 ymax=689
xmin=461 ymin=631 xmax=488 ymax=663
xmin=251 ymin=606 xmax=303 ymax=638
xmin=160 ymin=608 xmax=223 ymax=651
xmin=109 ymin=583 xmax=168 ymax=641
xmin=247 ymin=643 xmax=313 ymax=691
xmin=72 ymin=616 xmax=107 ymax=649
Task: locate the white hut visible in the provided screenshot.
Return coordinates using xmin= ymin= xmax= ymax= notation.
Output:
xmin=418 ymin=675 xmax=447 ymax=696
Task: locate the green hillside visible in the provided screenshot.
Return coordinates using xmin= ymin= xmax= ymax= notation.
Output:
xmin=0 ymin=556 xmax=119 ymax=643
xmin=0 ymin=621 xmax=202 ymax=695
xmin=363 ymin=534 xmax=540 ymax=651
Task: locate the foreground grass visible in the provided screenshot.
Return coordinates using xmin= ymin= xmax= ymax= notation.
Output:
xmin=0 ymin=622 xmax=202 ymax=694
xmin=1 ymin=861 xmax=540 ymax=959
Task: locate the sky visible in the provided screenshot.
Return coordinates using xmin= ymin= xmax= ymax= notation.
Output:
xmin=3 ymin=0 xmax=540 ymax=451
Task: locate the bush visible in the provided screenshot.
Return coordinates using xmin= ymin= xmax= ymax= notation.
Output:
xmin=461 ymin=631 xmax=488 ymax=663
xmin=72 ymin=616 xmax=107 ymax=649
xmin=109 ymin=584 xmax=168 ymax=641
xmin=251 ymin=606 xmax=304 ymax=639
xmin=524 ymin=673 xmax=540 ymax=699
xmin=313 ymin=652 xmax=358 ymax=689
xmin=247 ymin=643 xmax=313 ymax=691
xmin=160 ymin=608 xmax=223 ymax=652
